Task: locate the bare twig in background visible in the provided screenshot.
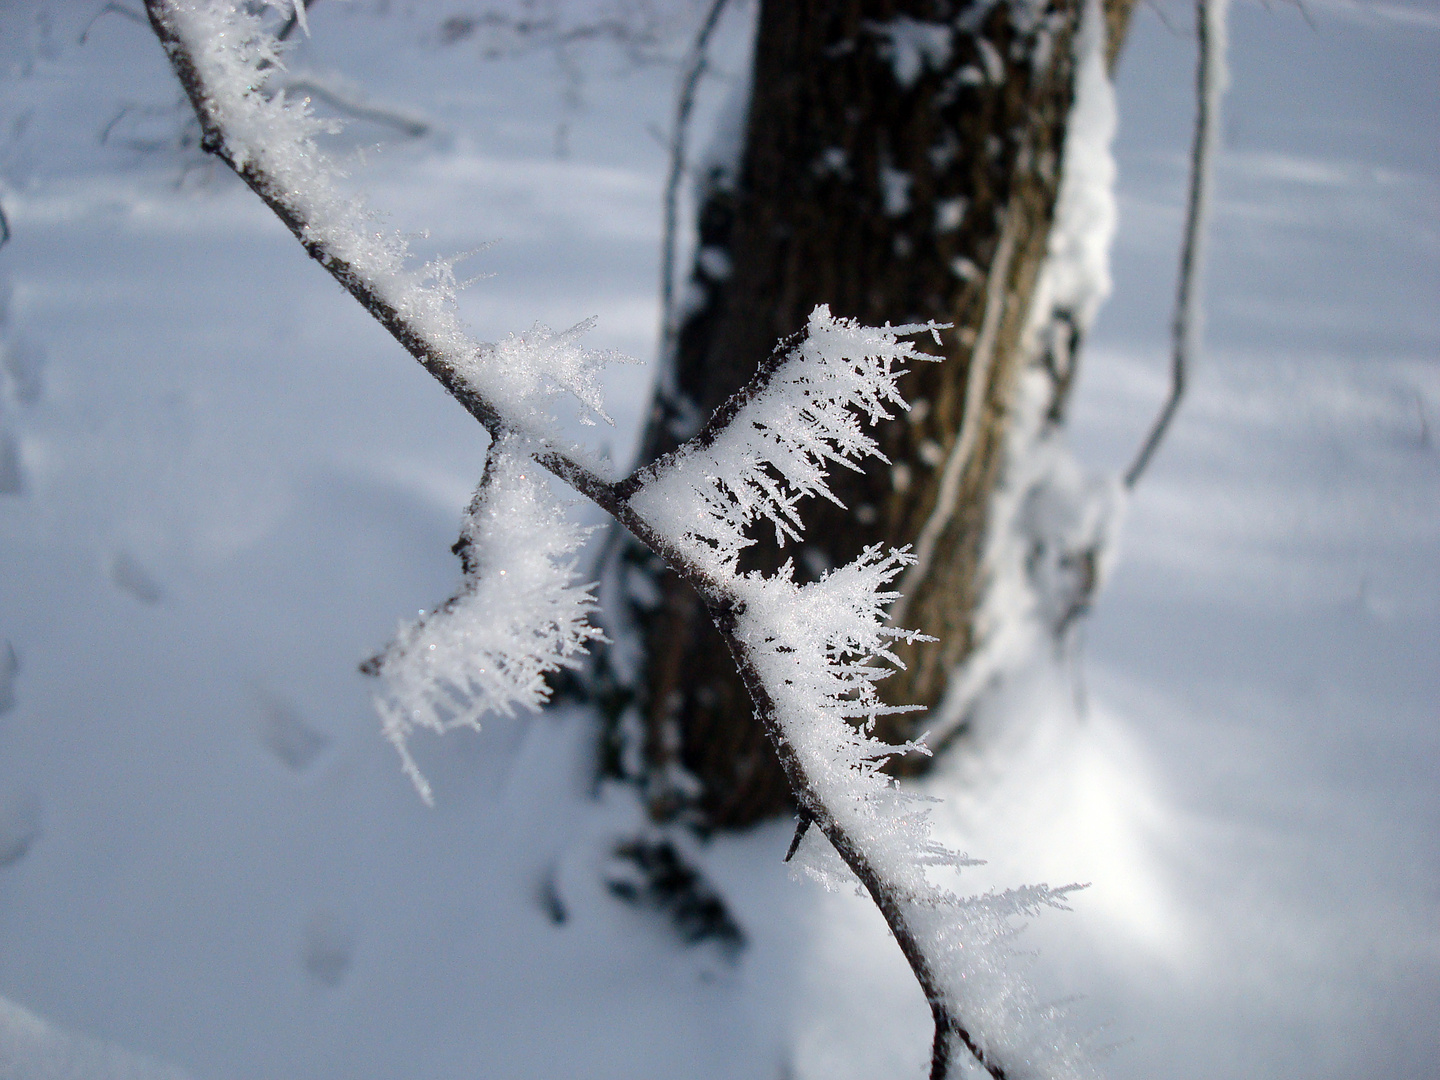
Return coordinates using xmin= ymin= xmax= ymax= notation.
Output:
xmin=1124 ymin=0 xmax=1228 ymax=488
xmin=0 ymin=203 xmax=9 ymax=251
xmin=280 ymin=75 xmax=431 ymax=138
xmin=434 ymin=6 xmax=679 ymax=66
xmin=432 ymin=5 xmax=719 ymax=161
xmin=659 ymin=0 xmax=732 ymax=362
xmin=1142 ymin=0 xmax=1191 ymax=39
xmin=1284 ymin=0 xmax=1318 ymax=30
xmin=80 ymin=3 xmax=147 ymax=44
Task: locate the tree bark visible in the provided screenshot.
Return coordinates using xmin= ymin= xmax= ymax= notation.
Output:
xmin=604 ymin=0 xmax=1137 ymax=829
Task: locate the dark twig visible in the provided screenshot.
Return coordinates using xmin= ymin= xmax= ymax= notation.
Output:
xmin=437 ymin=12 xmax=678 ymax=68
xmin=658 ymin=0 xmax=732 ymax=363
xmin=281 ymin=77 xmax=430 ymax=138
xmin=1141 ymin=0 xmax=1190 ymax=39
xmin=1124 ymin=0 xmax=1226 ymax=488
xmin=146 ymin=0 xmax=718 ymax=602
xmin=1283 ymin=0 xmax=1317 ymax=30
xmin=0 ymin=202 xmax=10 ymax=251
xmin=782 ymin=812 xmax=811 ymax=861
xmin=80 ymin=2 xmax=147 ymax=44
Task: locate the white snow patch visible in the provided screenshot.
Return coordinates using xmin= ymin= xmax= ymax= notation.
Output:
xmin=866 ymin=17 xmax=953 ymax=89
xmin=879 ymin=165 xmax=912 ymax=217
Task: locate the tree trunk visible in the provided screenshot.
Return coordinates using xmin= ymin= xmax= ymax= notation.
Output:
xmin=601 ymin=0 xmax=1137 ymax=830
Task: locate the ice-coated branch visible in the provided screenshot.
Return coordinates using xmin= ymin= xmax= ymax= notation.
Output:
xmin=1124 ymin=0 xmax=1228 ymax=489
xmin=627 ymin=305 xmax=943 ymax=578
xmin=145 ymin=5 xmax=1092 ymax=1076
xmin=714 ymin=554 xmax=1087 ymax=1080
xmin=143 ymin=0 xmax=622 ymax=466
xmin=367 ymin=439 xmax=605 ymax=805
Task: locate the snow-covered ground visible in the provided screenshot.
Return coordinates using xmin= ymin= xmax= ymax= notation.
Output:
xmin=0 ymin=1 xmax=1435 ymax=1078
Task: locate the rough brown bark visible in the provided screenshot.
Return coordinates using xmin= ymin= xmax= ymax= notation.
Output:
xmin=607 ymin=0 xmax=1137 ymax=829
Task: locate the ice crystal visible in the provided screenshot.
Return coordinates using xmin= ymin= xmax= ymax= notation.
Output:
xmin=156 ymin=0 xmax=624 ymax=446
xmin=372 ymin=440 xmax=602 ymax=804
xmin=629 ymin=305 xmax=942 ymax=578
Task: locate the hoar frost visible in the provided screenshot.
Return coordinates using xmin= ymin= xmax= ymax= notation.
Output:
xmin=630 ymin=305 xmax=943 ymax=579
xmin=631 ymin=306 xmax=1093 ymax=1077
xmin=151 ymin=5 xmax=1106 ymax=1073
xmin=371 ymin=442 xmax=603 ymax=804
xmin=154 ymin=0 xmax=626 ymax=448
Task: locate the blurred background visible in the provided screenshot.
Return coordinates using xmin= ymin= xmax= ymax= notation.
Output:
xmin=0 ymin=1 xmax=1435 ymax=1077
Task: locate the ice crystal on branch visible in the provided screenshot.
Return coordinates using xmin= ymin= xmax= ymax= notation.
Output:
xmin=729 ymin=519 xmax=1092 ymax=1080
xmin=152 ymin=0 xmax=626 ymax=447
xmin=629 ymin=305 xmax=943 ymax=577
xmin=492 ymin=317 xmax=628 ymax=429
xmin=625 ymin=305 xmax=1091 ymax=1078
xmin=735 ymin=547 xmax=926 ymax=789
xmin=370 ymin=442 xmax=603 ymax=804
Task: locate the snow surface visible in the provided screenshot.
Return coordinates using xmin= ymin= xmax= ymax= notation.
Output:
xmin=0 ymin=1 xmax=1436 ymax=1078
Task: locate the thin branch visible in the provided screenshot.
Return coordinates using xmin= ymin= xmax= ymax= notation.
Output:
xmin=0 ymin=202 xmax=9 ymax=251
xmin=280 ymin=75 xmax=430 ymax=138
xmin=658 ymin=0 xmax=732 ymax=364
xmin=145 ymin=0 xmax=726 ymax=610
xmin=1284 ymin=0 xmax=1318 ymax=30
xmin=80 ymin=2 xmax=148 ymax=44
xmin=441 ymin=13 xmax=675 ymax=64
xmin=143 ymin=6 xmax=1047 ymax=1077
xmin=1124 ymin=0 xmax=1227 ymax=488
xmin=720 ymin=625 xmax=1006 ymax=1080
xmin=782 ymin=812 xmax=811 ymax=861
xmin=1141 ymin=0 xmax=1190 ymax=39
xmin=147 ymin=14 xmax=560 ymax=443
xmin=194 ymin=12 xmax=785 ymax=620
